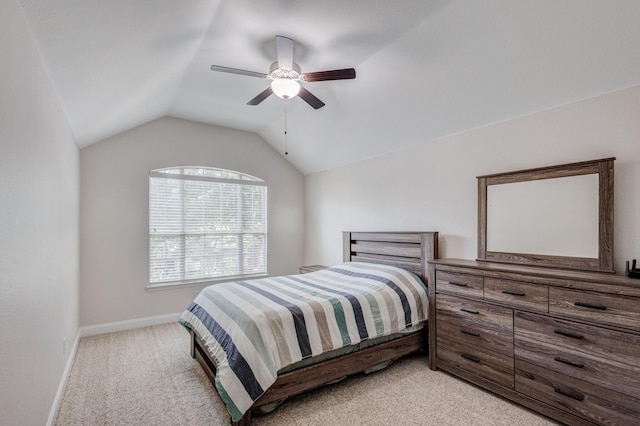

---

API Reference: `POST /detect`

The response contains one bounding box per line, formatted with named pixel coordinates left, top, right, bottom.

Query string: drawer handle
left=461, top=329, right=480, bottom=337
left=460, top=308, right=480, bottom=314
left=553, top=329, right=584, bottom=340
left=574, top=301, right=607, bottom=310
left=554, top=386, right=585, bottom=402
left=554, top=356, right=585, bottom=369
left=460, top=353, right=480, bottom=363
left=449, top=281, right=468, bottom=287
left=501, top=290, right=525, bottom=296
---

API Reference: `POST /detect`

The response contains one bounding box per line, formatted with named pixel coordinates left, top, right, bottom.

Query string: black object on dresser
left=626, top=259, right=640, bottom=278
left=430, top=259, right=640, bottom=426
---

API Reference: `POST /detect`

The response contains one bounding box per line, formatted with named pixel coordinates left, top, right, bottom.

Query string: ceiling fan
left=210, top=35, right=356, bottom=109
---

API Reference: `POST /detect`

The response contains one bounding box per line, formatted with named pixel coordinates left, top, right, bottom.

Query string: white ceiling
left=19, top=0, right=640, bottom=175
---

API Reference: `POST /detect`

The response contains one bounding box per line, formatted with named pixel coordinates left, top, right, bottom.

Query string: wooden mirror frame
left=477, top=158, right=615, bottom=272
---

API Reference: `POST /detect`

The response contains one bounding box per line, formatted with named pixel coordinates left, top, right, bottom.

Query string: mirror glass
left=477, top=158, right=614, bottom=272
left=486, top=174, right=599, bottom=258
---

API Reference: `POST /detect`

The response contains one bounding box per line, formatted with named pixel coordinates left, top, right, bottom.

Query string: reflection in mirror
left=477, top=158, right=615, bottom=272
left=486, top=174, right=599, bottom=258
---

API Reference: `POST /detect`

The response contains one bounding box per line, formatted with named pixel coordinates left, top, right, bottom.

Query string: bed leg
left=190, top=329, right=195, bottom=359
left=231, top=410, right=251, bottom=426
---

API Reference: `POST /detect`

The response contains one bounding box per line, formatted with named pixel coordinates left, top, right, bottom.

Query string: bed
left=179, top=231, right=439, bottom=425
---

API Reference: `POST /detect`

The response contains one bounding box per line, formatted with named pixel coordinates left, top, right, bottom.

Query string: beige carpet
left=55, top=323, right=558, bottom=425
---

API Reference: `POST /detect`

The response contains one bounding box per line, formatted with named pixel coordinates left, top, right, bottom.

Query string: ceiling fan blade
left=298, top=86, right=325, bottom=109
left=303, top=68, right=356, bottom=82
left=210, top=65, right=267, bottom=79
left=275, top=35, right=294, bottom=70
left=247, top=87, right=273, bottom=106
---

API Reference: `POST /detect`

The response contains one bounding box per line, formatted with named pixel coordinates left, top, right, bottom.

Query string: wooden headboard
left=343, top=231, right=439, bottom=369
left=342, top=231, right=439, bottom=283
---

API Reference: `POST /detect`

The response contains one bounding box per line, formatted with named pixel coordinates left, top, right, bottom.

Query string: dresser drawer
left=515, top=360, right=640, bottom=426
left=438, top=336, right=514, bottom=389
left=515, top=339, right=640, bottom=400
left=515, top=311, right=640, bottom=369
left=549, top=287, right=640, bottom=330
left=484, top=278, right=548, bottom=313
left=436, top=294, right=513, bottom=356
left=436, top=271, right=483, bottom=298
left=515, top=317, right=640, bottom=399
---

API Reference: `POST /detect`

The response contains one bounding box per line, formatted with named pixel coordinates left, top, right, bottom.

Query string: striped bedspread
left=178, top=261, right=428, bottom=421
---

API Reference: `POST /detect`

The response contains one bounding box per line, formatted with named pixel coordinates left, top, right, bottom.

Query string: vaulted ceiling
left=19, top=0, right=640, bottom=174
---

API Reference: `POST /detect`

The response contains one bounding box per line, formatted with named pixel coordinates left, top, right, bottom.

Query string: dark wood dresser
left=430, top=259, right=640, bottom=426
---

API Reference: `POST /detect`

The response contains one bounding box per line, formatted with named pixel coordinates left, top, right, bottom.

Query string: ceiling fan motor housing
left=269, top=62, right=302, bottom=81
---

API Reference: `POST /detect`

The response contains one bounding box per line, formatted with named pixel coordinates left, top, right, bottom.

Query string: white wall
left=304, top=85, right=640, bottom=273
left=0, top=1, right=80, bottom=425
left=80, top=117, right=304, bottom=326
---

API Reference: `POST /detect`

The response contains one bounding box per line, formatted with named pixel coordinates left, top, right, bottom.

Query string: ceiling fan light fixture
left=271, top=78, right=300, bottom=100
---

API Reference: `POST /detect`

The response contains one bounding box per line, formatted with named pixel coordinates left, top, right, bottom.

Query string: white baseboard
left=46, top=330, right=81, bottom=426
left=47, top=312, right=182, bottom=425
left=79, top=312, right=182, bottom=337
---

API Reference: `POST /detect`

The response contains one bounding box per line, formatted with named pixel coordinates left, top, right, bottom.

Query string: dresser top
left=430, top=258, right=640, bottom=295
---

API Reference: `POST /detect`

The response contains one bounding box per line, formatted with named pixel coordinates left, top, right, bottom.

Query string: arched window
left=148, top=167, right=267, bottom=287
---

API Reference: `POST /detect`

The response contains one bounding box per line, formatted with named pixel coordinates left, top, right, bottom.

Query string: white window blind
left=149, top=167, right=267, bottom=286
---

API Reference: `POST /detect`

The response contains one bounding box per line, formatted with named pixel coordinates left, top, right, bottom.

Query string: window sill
left=146, top=273, right=268, bottom=291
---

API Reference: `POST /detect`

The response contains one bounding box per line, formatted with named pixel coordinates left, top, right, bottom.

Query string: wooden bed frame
left=189, top=231, right=439, bottom=425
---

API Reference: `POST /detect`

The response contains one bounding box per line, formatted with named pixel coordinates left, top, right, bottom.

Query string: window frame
left=147, top=166, right=268, bottom=290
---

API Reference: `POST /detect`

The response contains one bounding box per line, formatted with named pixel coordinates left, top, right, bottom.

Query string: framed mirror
left=477, top=158, right=615, bottom=272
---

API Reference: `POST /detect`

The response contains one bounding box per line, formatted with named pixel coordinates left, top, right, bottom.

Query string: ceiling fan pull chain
left=284, top=99, right=288, bottom=155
